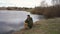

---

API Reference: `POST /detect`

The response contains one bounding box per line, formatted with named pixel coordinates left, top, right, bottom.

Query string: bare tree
left=40, top=0, right=48, bottom=7
left=52, top=0, right=60, bottom=5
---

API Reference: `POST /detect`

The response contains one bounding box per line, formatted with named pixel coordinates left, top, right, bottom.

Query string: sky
left=0, top=0, right=52, bottom=8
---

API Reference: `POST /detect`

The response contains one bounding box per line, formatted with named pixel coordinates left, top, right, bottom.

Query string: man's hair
left=27, top=15, right=30, bottom=16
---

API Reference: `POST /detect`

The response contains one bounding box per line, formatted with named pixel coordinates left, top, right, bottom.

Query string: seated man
left=25, top=15, right=33, bottom=29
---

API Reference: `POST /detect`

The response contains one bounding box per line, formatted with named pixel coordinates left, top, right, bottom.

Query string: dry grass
left=30, top=5, right=60, bottom=18
left=12, top=18, right=60, bottom=34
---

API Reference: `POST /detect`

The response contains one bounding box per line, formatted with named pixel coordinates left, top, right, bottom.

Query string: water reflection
left=0, top=10, right=40, bottom=33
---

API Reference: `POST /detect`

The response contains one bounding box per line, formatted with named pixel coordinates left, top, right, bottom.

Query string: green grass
left=13, top=18, right=60, bottom=34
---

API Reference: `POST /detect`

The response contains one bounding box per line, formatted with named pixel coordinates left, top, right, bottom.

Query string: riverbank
left=12, top=18, right=60, bottom=34
left=0, top=7, right=32, bottom=11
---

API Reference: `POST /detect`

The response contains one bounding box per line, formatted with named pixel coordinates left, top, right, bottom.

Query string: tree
left=40, top=0, right=48, bottom=7
left=52, top=0, right=60, bottom=5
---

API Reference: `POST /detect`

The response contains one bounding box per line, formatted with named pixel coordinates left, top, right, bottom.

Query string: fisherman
left=25, top=15, right=33, bottom=29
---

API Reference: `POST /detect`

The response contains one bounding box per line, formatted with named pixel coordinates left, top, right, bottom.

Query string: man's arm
left=30, top=17, right=33, bottom=23
left=25, top=19, right=28, bottom=23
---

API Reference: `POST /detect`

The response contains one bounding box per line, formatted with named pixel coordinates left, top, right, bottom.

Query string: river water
left=0, top=10, right=44, bottom=34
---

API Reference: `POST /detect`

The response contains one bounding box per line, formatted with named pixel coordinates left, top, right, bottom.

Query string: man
left=25, top=15, right=33, bottom=29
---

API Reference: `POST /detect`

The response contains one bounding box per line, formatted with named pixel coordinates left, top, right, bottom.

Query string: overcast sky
left=0, top=0, right=52, bottom=8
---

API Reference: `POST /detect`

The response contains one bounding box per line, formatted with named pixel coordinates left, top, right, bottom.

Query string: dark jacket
left=25, top=17, right=33, bottom=26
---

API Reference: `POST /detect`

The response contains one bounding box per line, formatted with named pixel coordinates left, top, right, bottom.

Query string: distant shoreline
left=0, top=7, right=32, bottom=11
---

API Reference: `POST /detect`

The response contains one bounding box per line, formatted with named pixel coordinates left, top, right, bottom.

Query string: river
left=0, top=10, right=44, bottom=34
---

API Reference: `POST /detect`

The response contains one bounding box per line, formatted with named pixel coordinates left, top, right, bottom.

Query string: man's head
left=27, top=15, right=30, bottom=18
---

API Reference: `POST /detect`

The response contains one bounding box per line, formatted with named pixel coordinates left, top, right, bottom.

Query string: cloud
left=0, top=0, right=42, bottom=7
left=0, top=0, right=52, bottom=7
left=0, top=1, right=15, bottom=7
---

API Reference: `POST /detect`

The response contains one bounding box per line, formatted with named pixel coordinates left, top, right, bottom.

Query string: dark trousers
left=28, top=24, right=33, bottom=29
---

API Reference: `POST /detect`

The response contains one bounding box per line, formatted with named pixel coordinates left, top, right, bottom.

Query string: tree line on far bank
left=0, top=7, right=32, bottom=11
left=30, top=5, right=60, bottom=18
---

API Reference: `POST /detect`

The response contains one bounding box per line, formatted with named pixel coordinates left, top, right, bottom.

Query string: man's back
left=25, top=15, right=33, bottom=29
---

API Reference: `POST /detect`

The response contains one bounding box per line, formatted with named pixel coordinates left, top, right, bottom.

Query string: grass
left=12, top=18, right=60, bottom=34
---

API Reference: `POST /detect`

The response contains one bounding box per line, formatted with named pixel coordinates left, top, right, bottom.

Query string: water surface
left=0, top=10, right=42, bottom=33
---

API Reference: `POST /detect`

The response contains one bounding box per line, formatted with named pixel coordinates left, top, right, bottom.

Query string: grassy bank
left=12, top=18, right=60, bottom=34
